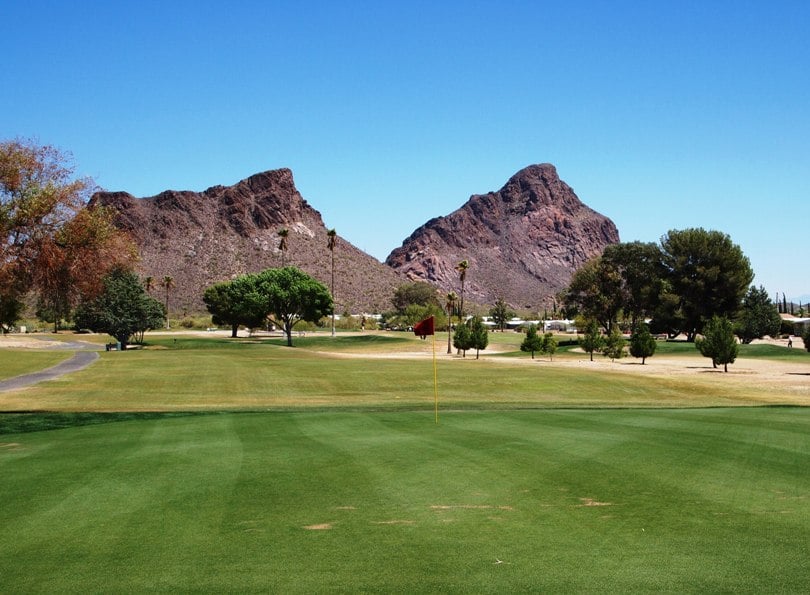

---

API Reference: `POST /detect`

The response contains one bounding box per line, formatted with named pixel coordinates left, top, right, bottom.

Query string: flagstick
left=432, top=331, right=439, bottom=424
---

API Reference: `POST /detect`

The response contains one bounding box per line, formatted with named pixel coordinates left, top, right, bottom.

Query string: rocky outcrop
left=92, top=169, right=404, bottom=314
left=385, top=164, right=619, bottom=310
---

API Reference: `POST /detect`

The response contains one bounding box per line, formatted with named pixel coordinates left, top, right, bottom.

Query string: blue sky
left=3, top=1, right=808, bottom=300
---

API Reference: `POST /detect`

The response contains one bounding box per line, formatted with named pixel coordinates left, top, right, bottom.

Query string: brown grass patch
left=303, top=523, right=333, bottom=530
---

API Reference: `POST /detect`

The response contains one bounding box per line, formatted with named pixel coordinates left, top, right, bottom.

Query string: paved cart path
left=0, top=351, right=99, bottom=392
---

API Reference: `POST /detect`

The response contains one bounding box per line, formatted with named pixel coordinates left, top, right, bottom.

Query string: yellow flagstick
left=432, top=331, right=439, bottom=424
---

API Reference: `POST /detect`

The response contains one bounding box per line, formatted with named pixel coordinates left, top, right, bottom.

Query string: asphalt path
left=0, top=351, right=100, bottom=393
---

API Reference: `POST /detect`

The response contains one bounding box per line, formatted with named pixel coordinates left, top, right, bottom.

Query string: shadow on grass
left=0, top=411, right=218, bottom=435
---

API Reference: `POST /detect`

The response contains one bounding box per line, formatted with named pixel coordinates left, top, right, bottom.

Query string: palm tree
left=455, top=260, right=469, bottom=355
left=278, top=228, right=289, bottom=266
left=445, top=291, right=458, bottom=354
left=144, top=276, right=154, bottom=294
left=160, top=275, right=174, bottom=329
left=455, top=260, right=469, bottom=323
left=327, top=228, right=337, bottom=337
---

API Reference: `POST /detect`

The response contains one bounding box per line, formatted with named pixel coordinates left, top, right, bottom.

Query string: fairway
left=2, top=333, right=809, bottom=592
left=0, top=408, right=808, bottom=592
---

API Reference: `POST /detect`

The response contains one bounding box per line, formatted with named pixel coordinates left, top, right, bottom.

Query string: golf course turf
left=1, top=332, right=808, bottom=592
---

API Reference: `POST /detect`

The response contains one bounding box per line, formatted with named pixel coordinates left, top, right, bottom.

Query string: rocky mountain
left=91, top=169, right=404, bottom=314
left=385, top=164, right=619, bottom=310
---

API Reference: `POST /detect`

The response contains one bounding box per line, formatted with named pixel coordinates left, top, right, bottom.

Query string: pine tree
left=541, top=332, right=558, bottom=361
left=696, top=315, right=739, bottom=372
left=602, top=327, right=626, bottom=362
left=453, top=322, right=472, bottom=358
left=629, top=322, right=656, bottom=364
left=468, top=315, right=489, bottom=359
left=580, top=319, right=604, bottom=361
left=520, top=324, right=543, bottom=359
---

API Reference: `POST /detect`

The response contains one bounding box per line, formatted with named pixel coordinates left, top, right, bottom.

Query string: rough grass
left=1, top=408, right=808, bottom=592
left=0, top=349, right=71, bottom=380
left=0, top=338, right=781, bottom=412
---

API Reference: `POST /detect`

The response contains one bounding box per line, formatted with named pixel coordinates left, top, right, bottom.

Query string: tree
left=696, top=315, right=738, bottom=372
left=489, top=297, right=514, bottom=332
left=203, top=275, right=267, bottom=337
left=256, top=267, right=332, bottom=347
left=0, top=294, right=24, bottom=333
left=541, top=332, right=558, bottom=361
left=660, top=228, right=753, bottom=341
left=144, top=276, right=155, bottom=294
left=629, top=322, right=656, bottom=364
left=73, top=267, right=165, bottom=349
left=453, top=321, right=472, bottom=358
left=160, top=276, right=175, bottom=329
left=445, top=291, right=458, bottom=354
left=392, top=282, right=440, bottom=312
left=735, top=285, right=781, bottom=344
left=468, top=315, right=489, bottom=359
left=277, top=228, right=289, bottom=266
left=601, top=241, right=665, bottom=328
left=579, top=319, right=604, bottom=362
left=602, top=327, right=626, bottom=362
left=520, top=323, right=543, bottom=359
left=327, top=228, right=337, bottom=337
left=456, top=260, right=469, bottom=320
left=803, top=326, right=810, bottom=353
left=1, top=139, right=136, bottom=318
left=1, top=139, right=90, bottom=296
left=564, top=257, right=624, bottom=332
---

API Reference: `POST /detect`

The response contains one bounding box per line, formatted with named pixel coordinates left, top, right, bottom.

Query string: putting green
left=1, top=408, right=808, bottom=592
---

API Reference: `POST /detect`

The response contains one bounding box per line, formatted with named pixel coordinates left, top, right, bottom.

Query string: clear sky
left=3, top=1, right=808, bottom=300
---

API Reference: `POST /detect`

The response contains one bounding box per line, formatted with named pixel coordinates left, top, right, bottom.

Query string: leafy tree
left=403, top=303, right=444, bottom=328
left=489, top=297, right=514, bottom=332
left=735, top=285, right=781, bottom=344
left=1, top=139, right=136, bottom=317
left=648, top=287, right=683, bottom=339
left=602, top=327, right=626, bottom=362
left=35, top=297, right=66, bottom=333
left=601, top=241, right=666, bottom=328
left=453, top=321, right=472, bottom=357
left=579, top=319, right=604, bottom=362
left=468, top=315, right=489, bottom=359
left=256, top=267, right=332, bottom=347
left=696, top=315, right=739, bottom=372
left=660, top=228, right=753, bottom=341
left=520, top=323, right=544, bottom=359
left=392, top=282, right=440, bottom=312
left=73, top=267, right=165, bottom=349
left=564, top=257, right=624, bottom=332
left=541, top=332, right=558, bottom=361
left=803, top=326, right=810, bottom=353
left=0, top=294, right=24, bottom=333
left=203, top=275, right=267, bottom=337
left=629, top=322, right=656, bottom=364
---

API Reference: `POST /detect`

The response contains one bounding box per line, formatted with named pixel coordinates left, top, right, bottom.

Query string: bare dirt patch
left=303, top=523, right=333, bottom=530
left=579, top=498, right=612, bottom=507
left=430, top=504, right=513, bottom=511
left=372, top=520, right=415, bottom=525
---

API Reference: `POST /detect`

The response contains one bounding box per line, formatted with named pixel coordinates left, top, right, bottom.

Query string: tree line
left=562, top=230, right=784, bottom=345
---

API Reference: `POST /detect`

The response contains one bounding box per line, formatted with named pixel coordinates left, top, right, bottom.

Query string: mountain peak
left=385, top=164, right=619, bottom=309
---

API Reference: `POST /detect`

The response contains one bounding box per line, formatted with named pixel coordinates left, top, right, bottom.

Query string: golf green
left=1, top=408, right=808, bottom=592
